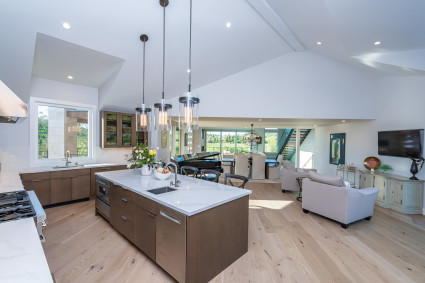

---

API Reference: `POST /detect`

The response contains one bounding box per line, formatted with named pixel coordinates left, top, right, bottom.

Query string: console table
left=359, top=170, right=424, bottom=214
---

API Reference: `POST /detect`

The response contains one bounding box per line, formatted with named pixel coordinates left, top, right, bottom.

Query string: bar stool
left=200, top=169, right=221, bottom=183
left=180, top=166, right=198, bottom=178
left=224, top=173, right=249, bottom=189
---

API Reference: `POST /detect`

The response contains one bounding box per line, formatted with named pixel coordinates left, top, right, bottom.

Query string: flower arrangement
left=126, top=144, right=157, bottom=168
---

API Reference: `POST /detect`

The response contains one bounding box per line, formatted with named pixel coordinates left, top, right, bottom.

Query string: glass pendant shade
left=179, top=92, right=199, bottom=131
left=135, top=104, right=151, bottom=131
left=154, top=99, right=172, bottom=131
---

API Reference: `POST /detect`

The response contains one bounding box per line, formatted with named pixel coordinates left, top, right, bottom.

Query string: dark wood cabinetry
left=50, top=169, right=90, bottom=204
left=90, top=165, right=127, bottom=197
left=20, top=172, right=51, bottom=206
left=101, top=111, right=136, bottom=148
left=110, top=185, right=158, bottom=260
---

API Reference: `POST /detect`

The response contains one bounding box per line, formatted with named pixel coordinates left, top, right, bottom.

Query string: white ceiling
left=0, top=0, right=424, bottom=111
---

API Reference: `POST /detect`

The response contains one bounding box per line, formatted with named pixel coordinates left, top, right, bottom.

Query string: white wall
left=196, top=51, right=378, bottom=120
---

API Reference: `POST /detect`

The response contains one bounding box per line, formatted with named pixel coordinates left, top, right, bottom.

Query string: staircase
left=278, top=129, right=311, bottom=161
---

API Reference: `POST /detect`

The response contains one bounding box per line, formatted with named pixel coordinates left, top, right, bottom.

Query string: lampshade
left=135, top=104, right=151, bottom=132
left=154, top=99, right=172, bottom=131
left=179, top=92, right=199, bottom=131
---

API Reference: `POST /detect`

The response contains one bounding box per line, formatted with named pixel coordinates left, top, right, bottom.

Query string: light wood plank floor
left=43, top=182, right=425, bottom=283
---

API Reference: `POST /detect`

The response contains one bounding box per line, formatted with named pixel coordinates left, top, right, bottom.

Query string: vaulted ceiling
left=0, top=0, right=424, bottom=109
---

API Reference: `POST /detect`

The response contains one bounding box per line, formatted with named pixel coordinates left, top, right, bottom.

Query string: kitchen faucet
left=166, top=162, right=181, bottom=187
left=65, top=150, right=72, bottom=167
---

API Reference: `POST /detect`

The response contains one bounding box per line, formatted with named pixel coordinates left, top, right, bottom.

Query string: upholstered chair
left=251, top=153, right=266, bottom=180
left=268, top=154, right=284, bottom=179
left=302, top=171, right=378, bottom=228
left=234, top=153, right=249, bottom=178
left=280, top=160, right=316, bottom=192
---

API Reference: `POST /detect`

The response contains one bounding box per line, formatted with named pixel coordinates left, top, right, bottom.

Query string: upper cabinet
left=101, top=111, right=136, bottom=148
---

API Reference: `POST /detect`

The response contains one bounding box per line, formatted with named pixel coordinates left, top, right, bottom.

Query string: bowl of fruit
left=154, top=166, right=171, bottom=180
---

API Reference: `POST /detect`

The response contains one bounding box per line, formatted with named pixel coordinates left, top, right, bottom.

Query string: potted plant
left=126, top=144, right=157, bottom=176
left=378, top=164, right=393, bottom=173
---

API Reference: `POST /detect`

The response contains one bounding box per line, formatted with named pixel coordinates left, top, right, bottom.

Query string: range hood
left=0, top=80, right=28, bottom=123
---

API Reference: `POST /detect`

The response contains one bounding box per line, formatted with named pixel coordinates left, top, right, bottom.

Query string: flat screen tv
left=378, top=129, right=424, bottom=158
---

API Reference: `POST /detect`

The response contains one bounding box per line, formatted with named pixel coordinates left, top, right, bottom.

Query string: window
left=265, top=129, right=278, bottom=152
left=31, top=98, right=95, bottom=164
left=206, top=131, right=221, bottom=152
left=236, top=131, right=250, bottom=153
left=221, top=131, right=236, bottom=153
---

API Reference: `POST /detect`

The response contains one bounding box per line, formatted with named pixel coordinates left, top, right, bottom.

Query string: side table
left=296, top=177, right=308, bottom=202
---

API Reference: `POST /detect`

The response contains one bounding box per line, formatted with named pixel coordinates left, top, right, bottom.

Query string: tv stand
left=359, top=170, right=424, bottom=214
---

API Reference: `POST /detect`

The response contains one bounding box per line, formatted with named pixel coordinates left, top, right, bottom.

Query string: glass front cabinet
left=101, top=111, right=136, bottom=148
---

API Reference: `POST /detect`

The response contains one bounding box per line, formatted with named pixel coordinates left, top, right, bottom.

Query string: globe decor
left=126, top=144, right=157, bottom=175
left=243, top=124, right=262, bottom=153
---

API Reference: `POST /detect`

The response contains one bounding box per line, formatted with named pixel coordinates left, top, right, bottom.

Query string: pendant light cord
left=142, top=40, right=146, bottom=104
left=162, top=0, right=166, bottom=100
left=188, top=0, right=192, bottom=92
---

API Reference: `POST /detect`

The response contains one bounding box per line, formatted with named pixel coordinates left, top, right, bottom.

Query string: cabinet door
left=374, top=175, right=386, bottom=204
left=134, top=205, right=156, bottom=261
left=110, top=186, right=134, bottom=241
left=156, top=205, right=186, bottom=283
left=390, top=180, right=403, bottom=209
left=72, top=174, right=90, bottom=200
left=359, top=172, right=374, bottom=189
left=105, top=112, right=118, bottom=147
left=22, top=180, right=51, bottom=206
left=51, top=177, right=72, bottom=204
left=120, top=114, right=134, bottom=146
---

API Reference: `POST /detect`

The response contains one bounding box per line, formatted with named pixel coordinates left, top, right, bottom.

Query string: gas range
left=0, top=190, right=46, bottom=241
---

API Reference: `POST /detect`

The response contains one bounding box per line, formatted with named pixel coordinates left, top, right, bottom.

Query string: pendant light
left=135, top=34, right=152, bottom=132
left=154, top=0, right=172, bottom=131
left=178, top=0, right=199, bottom=131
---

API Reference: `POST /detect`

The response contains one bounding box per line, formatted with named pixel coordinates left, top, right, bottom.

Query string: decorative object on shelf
left=135, top=34, right=152, bottom=132
left=154, top=0, right=172, bottom=131
left=243, top=124, right=262, bottom=153
left=179, top=0, right=199, bottom=131
left=408, top=154, right=424, bottom=180
left=378, top=164, right=393, bottom=173
left=336, top=163, right=357, bottom=188
left=329, top=133, right=345, bottom=165
left=125, top=143, right=157, bottom=175
left=363, top=156, right=381, bottom=170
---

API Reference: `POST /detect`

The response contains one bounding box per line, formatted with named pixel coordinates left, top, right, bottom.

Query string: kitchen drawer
left=112, top=202, right=134, bottom=242
left=95, top=198, right=110, bottom=221
left=51, top=168, right=90, bottom=179
left=130, top=191, right=158, bottom=214
left=20, top=172, right=51, bottom=181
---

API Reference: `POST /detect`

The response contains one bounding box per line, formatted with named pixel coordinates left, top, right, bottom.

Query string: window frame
left=30, top=97, right=97, bottom=166
left=264, top=128, right=278, bottom=153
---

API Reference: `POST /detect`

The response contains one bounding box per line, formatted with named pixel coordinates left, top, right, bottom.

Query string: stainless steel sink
left=147, top=187, right=177, bottom=195
left=52, top=165, right=84, bottom=169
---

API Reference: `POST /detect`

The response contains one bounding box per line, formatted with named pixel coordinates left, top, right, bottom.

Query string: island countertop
left=96, top=169, right=252, bottom=216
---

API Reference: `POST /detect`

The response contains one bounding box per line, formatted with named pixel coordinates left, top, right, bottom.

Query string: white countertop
left=19, top=162, right=127, bottom=174
left=0, top=218, right=52, bottom=283
left=0, top=170, right=25, bottom=193
left=96, top=169, right=252, bottom=216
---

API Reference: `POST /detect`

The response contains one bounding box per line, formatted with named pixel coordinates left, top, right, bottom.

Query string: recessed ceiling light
left=226, top=22, right=231, bottom=28
left=67, top=75, right=73, bottom=80
left=187, top=69, right=191, bottom=73
left=341, top=120, right=346, bottom=123
left=62, top=22, right=71, bottom=30
left=314, top=124, right=318, bottom=127
left=374, top=41, right=381, bottom=45
left=316, top=41, right=322, bottom=45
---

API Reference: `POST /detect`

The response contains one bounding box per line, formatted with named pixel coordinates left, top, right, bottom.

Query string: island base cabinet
left=133, top=206, right=156, bottom=261
left=186, top=195, right=249, bottom=283
left=156, top=206, right=187, bottom=283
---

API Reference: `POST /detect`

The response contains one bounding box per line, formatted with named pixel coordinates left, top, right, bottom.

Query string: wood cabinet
left=20, top=172, right=51, bottom=206
left=50, top=169, right=91, bottom=204
left=101, top=111, right=136, bottom=148
left=359, top=170, right=424, bottom=214
left=50, top=176, right=72, bottom=204
left=90, top=165, right=127, bottom=197
left=110, top=185, right=158, bottom=260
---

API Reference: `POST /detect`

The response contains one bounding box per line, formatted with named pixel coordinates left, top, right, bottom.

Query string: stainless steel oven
left=96, top=176, right=110, bottom=205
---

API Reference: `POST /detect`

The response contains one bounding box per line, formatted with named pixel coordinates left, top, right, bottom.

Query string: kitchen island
left=95, top=169, right=252, bottom=283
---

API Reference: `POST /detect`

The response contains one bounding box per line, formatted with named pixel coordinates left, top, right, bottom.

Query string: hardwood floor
left=43, top=182, right=425, bottom=283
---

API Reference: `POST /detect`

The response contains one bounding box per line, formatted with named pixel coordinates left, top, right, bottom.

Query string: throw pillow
left=282, top=160, right=296, bottom=171
left=309, top=171, right=344, bottom=187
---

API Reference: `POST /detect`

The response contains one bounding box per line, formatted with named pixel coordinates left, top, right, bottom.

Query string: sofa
left=302, top=171, right=378, bottom=228
left=280, top=160, right=317, bottom=192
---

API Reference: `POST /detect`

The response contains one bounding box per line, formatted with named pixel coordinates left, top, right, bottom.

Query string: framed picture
left=329, top=133, right=345, bottom=165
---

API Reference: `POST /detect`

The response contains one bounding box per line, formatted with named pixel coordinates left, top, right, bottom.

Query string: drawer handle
left=32, top=180, right=42, bottom=182
left=121, top=216, right=128, bottom=221
left=160, top=211, right=181, bottom=224
left=147, top=212, right=156, bottom=218
left=121, top=198, right=128, bottom=202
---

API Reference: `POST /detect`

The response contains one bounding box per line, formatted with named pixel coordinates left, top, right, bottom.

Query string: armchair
left=280, top=161, right=316, bottom=192
left=302, top=172, right=378, bottom=228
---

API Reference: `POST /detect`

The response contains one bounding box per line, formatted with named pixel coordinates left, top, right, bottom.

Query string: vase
left=141, top=164, right=153, bottom=176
